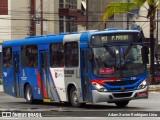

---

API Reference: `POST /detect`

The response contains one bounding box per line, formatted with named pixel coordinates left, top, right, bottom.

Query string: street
left=0, top=92, right=160, bottom=120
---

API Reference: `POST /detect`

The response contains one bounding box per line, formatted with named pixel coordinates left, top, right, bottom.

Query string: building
left=0, top=0, right=86, bottom=42
left=87, top=0, right=128, bottom=30
left=0, top=0, right=87, bottom=78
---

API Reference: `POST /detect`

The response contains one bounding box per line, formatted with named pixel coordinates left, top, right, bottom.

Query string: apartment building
left=0, top=0, right=86, bottom=43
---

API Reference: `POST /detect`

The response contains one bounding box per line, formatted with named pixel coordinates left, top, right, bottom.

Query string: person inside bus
left=59, top=59, right=64, bottom=67
left=4, top=59, right=12, bottom=68
left=52, top=59, right=58, bottom=67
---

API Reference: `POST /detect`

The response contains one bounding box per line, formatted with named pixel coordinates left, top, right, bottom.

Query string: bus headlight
left=137, top=79, right=147, bottom=90
left=92, top=82, right=108, bottom=92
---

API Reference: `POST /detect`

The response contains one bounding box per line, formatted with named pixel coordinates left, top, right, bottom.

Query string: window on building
left=59, top=0, right=77, bottom=9
left=65, top=42, right=78, bottom=67
left=66, top=0, right=69, bottom=8
left=66, top=17, right=77, bottom=32
left=50, top=43, right=64, bottom=67
left=0, top=0, right=8, bottom=15
left=3, top=47, right=12, bottom=68
left=59, top=0, right=64, bottom=8
left=23, top=45, right=38, bottom=68
left=59, top=16, right=64, bottom=32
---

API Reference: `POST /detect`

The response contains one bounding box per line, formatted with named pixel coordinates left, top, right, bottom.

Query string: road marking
left=150, top=92, right=160, bottom=94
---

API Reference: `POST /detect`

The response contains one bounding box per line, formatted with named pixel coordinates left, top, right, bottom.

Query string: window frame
left=50, top=43, right=64, bottom=68
left=22, top=45, right=38, bottom=68
left=64, top=41, right=79, bottom=67
left=3, top=46, right=12, bottom=68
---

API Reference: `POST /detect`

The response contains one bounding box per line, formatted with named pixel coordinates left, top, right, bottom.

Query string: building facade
left=87, top=0, right=128, bottom=30
left=0, top=0, right=87, bottom=77
left=0, top=0, right=86, bottom=43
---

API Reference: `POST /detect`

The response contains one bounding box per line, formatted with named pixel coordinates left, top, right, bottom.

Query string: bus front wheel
left=25, top=84, right=34, bottom=104
left=70, top=87, right=85, bottom=107
left=115, top=100, right=129, bottom=108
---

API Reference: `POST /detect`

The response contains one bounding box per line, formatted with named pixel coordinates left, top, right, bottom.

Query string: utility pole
left=30, top=0, right=36, bottom=36
left=86, top=0, right=88, bottom=30
left=40, top=0, right=43, bottom=35
left=157, top=8, right=159, bottom=50
left=127, top=0, right=130, bottom=29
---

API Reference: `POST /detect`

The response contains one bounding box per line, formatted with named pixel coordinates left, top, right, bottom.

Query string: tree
left=102, top=0, right=160, bottom=84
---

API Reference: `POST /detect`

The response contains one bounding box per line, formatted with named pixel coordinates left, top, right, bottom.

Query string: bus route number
left=112, top=35, right=129, bottom=41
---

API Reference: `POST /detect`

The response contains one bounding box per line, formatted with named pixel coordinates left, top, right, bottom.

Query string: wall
left=10, top=0, right=30, bottom=39
left=0, top=0, right=11, bottom=43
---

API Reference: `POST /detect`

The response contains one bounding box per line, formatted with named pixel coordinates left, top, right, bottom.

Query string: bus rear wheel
left=70, top=87, right=85, bottom=107
left=115, top=100, right=129, bottom=108
left=25, top=84, right=35, bottom=104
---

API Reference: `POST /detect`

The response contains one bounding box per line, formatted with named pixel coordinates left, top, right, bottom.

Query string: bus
left=2, top=29, right=149, bottom=107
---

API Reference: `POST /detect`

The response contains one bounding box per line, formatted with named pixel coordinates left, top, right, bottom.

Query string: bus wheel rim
left=72, top=91, right=78, bottom=103
left=27, top=88, right=31, bottom=101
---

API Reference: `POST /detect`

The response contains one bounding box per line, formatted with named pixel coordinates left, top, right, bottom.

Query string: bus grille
left=113, top=92, right=133, bottom=98
left=106, top=79, right=139, bottom=86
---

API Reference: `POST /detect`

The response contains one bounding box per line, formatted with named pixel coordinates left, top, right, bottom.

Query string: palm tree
left=102, top=0, right=160, bottom=84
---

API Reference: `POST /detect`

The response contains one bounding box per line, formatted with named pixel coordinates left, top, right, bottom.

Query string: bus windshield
left=92, top=44, right=146, bottom=78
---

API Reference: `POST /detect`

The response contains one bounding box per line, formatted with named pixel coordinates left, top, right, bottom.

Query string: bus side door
left=13, top=51, right=20, bottom=97
left=81, top=49, right=92, bottom=102
left=39, top=51, right=51, bottom=99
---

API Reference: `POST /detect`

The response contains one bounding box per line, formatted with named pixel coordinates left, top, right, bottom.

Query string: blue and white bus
left=2, top=29, right=149, bottom=107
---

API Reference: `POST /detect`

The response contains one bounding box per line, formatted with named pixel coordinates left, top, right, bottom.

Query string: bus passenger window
left=50, top=43, right=64, bottom=67
left=65, top=42, right=79, bottom=67
left=3, top=47, right=12, bottom=68
left=25, top=45, right=38, bottom=68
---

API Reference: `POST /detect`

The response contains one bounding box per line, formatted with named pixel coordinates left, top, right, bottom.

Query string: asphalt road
left=0, top=92, right=160, bottom=120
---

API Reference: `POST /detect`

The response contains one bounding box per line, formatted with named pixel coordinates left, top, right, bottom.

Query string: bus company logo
left=121, top=86, right=125, bottom=91
left=54, top=72, right=63, bottom=78
left=22, top=69, right=25, bottom=77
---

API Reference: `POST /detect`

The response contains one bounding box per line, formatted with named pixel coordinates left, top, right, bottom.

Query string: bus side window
left=50, top=43, right=64, bottom=67
left=65, top=42, right=79, bottom=67
left=21, top=46, right=26, bottom=68
left=25, top=45, right=38, bottom=68
left=3, top=47, right=12, bottom=68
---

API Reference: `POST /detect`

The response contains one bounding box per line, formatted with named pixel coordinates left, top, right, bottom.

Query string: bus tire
left=25, top=84, right=35, bottom=104
left=115, top=100, right=129, bottom=108
left=70, top=87, right=85, bottom=107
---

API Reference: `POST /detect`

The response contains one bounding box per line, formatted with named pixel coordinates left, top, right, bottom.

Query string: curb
left=149, top=85, right=160, bottom=92
left=0, top=85, right=3, bottom=92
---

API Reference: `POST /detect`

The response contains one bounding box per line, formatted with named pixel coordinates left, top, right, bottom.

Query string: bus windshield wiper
left=104, top=45, right=116, bottom=58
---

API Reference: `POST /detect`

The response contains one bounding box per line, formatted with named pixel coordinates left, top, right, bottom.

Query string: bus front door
left=39, top=51, right=51, bottom=100
left=13, top=52, right=20, bottom=97
left=81, top=49, right=92, bottom=102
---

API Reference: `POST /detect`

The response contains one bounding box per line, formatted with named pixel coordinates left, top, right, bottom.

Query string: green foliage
left=102, top=0, right=158, bottom=22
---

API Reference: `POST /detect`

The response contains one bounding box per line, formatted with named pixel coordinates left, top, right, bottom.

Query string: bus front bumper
left=92, top=87, right=148, bottom=103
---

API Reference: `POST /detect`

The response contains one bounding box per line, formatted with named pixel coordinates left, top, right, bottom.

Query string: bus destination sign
left=90, top=32, right=141, bottom=45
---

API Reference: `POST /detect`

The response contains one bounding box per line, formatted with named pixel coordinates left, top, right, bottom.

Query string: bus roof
left=2, top=34, right=64, bottom=47
left=2, top=30, right=140, bottom=47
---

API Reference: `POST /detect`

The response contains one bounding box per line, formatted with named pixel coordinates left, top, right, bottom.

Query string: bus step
left=43, top=98, right=51, bottom=103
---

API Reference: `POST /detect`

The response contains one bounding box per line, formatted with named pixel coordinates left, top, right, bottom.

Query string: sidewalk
left=149, top=84, right=160, bottom=92
left=0, top=85, right=3, bottom=92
